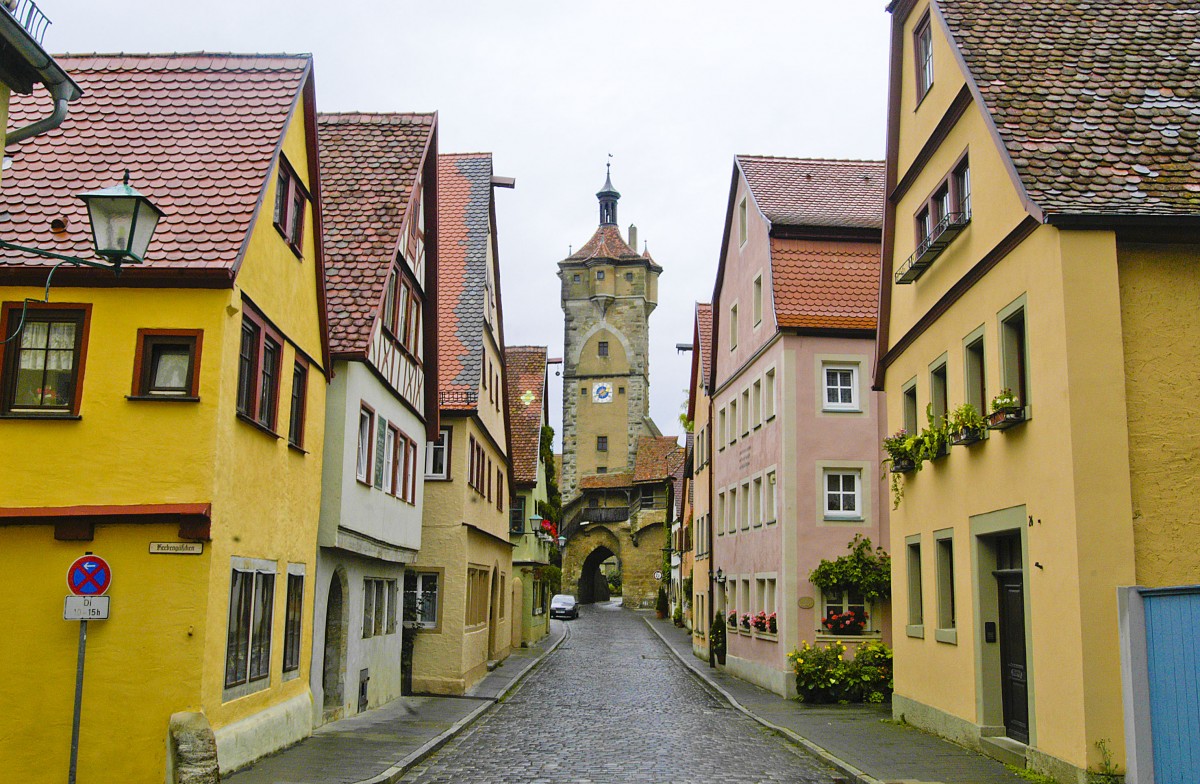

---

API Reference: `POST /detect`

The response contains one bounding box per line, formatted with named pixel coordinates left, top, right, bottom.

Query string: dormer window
left=273, top=157, right=308, bottom=256
left=896, top=155, right=971, bottom=284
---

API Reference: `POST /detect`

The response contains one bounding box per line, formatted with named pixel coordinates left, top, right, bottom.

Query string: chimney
left=628, top=224, right=638, bottom=252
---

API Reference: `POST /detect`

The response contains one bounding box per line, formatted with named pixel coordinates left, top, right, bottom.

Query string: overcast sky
left=37, top=0, right=890, bottom=449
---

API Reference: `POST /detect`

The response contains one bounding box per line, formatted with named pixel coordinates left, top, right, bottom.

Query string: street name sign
left=67, top=554, right=112, bottom=596
left=64, top=596, right=110, bottom=621
left=149, top=542, right=203, bottom=555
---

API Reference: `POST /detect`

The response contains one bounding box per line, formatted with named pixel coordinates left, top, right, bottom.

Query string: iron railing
left=3, top=0, right=51, bottom=45
left=895, top=211, right=970, bottom=284
left=438, top=389, right=479, bottom=407
left=582, top=506, right=629, bottom=524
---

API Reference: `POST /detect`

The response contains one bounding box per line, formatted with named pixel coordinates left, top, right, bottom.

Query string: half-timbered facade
left=312, top=112, right=439, bottom=723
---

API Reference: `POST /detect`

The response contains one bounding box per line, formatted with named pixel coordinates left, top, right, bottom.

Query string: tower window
left=625, top=272, right=634, bottom=281
left=572, top=273, right=581, bottom=283
left=580, top=386, right=587, bottom=396
left=618, top=386, right=625, bottom=395
left=597, top=436, right=608, bottom=452
left=596, top=270, right=605, bottom=281
left=598, top=341, right=609, bottom=358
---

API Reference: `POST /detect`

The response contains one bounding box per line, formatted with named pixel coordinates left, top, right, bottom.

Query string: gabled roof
left=563, top=224, right=644, bottom=263
left=938, top=0, right=1200, bottom=218
left=437, top=153, right=494, bottom=410
left=633, top=436, right=685, bottom=484
left=579, top=472, right=633, bottom=490
left=318, top=112, right=436, bottom=355
left=772, top=238, right=881, bottom=331
left=2, top=53, right=313, bottom=283
left=505, top=345, right=547, bottom=487
left=737, top=156, right=884, bottom=231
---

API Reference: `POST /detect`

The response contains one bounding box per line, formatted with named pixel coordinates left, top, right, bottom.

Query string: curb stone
left=642, top=616, right=886, bottom=784
left=351, top=622, right=571, bottom=784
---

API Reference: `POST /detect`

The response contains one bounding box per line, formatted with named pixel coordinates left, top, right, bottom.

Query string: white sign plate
left=654, top=570, right=663, bottom=580
left=64, top=595, right=110, bottom=621
left=149, top=542, right=204, bottom=555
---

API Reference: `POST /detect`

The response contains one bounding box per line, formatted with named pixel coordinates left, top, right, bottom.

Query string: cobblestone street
left=399, top=602, right=835, bottom=784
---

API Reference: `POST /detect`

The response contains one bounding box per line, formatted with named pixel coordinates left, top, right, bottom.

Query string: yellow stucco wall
left=1119, top=242, right=1200, bottom=587
left=894, top=0, right=969, bottom=175
left=0, top=91, right=327, bottom=781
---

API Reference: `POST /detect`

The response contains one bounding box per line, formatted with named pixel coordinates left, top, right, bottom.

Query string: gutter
left=0, top=9, right=83, bottom=148
left=6, top=79, right=72, bottom=147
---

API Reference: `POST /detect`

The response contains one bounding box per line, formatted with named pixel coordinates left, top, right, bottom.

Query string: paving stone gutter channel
left=641, top=616, right=883, bottom=784
left=352, top=622, right=572, bottom=784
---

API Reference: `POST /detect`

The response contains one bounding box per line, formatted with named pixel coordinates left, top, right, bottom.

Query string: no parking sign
left=66, top=554, right=112, bottom=596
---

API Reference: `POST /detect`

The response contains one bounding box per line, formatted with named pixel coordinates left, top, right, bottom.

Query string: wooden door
left=996, top=572, right=1029, bottom=743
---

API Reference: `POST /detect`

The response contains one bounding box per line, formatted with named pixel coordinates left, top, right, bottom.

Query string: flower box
left=950, top=426, right=984, bottom=446
left=987, top=406, right=1025, bottom=430
left=755, top=631, right=778, bottom=642
left=890, top=457, right=916, bottom=473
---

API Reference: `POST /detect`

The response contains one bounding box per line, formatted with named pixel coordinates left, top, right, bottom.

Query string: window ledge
left=282, top=669, right=300, bottom=682
left=816, top=631, right=883, bottom=641
left=127, top=395, right=200, bottom=403
left=0, top=412, right=81, bottom=421
left=236, top=412, right=281, bottom=439
left=223, top=677, right=270, bottom=703
left=822, top=407, right=862, bottom=414
left=287, top=442, right=308, bottom=455
left=907, top=624, right=925, bottom=639
left=424, top=475, right=452, bottom=482
left=754, top=631, right=778, bottom=641
left=824, top=515, right=865, bottom=523
left=934, top=627, right=958, bottom=645
left=765, top=519, right=778, bottom=526
left=765, top=413, right=776, bottom=422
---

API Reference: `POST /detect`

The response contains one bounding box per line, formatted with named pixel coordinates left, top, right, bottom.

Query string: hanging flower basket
left=890, top=457, right=916, bottom=473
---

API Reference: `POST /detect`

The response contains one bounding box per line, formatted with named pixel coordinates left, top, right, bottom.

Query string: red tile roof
left=1, top=54, right=311, bottom=281
left=318, top=112, right=436, bottom=355
left=505, top=345, right=547, bottom=487
left=578, top=472, right=633, bottom=490
left=437, top=153, right=494, bottom=411
left=771, top=238, right=881, bottom=331
left=695, top=303, right=713, bottom=383
left=633, top=436, right=685, bottom=484
left=939, top=0, right=1200, bottom=217
left=737, top=156, right=884, bottom=230
left=565, top=224, right=645, bottom=263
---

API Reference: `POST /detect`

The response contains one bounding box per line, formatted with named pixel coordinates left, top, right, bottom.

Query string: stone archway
left=322, top=568, right=349, bottom=721
left=578, top=545, right=616, bottom=603
left=487, top=562, right=500, bottom=658
left=562, top=520, right=668, bottom=609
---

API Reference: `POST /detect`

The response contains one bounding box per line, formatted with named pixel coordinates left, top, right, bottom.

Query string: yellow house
left=688, top=302, right=714, bottom=661
left=409, top=153, right=514, bottom=694
left=0, top=2, right=81, bottom=183
left=875, top=2, right=1200, bottom=781
left=0, top=54, right=329, bottom=781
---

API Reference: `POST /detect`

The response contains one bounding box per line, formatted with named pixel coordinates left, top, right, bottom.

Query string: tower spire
left=597, top=162, right=620, bottom=226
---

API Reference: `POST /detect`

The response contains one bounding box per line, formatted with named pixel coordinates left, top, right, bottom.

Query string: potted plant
left=809, top=535, right=892, bottom=627
left=767, top=612, right=777, bottom=634
left=920, top=404, right=951, bottom=460
left=656, top=587, right=668, bottom=619
left=751, top=611, right=769, bottom=632
left=949, top=402, right=987, bottom=446
left=987, top=388, right=1025, bottom=430
left=821, top=609, right=868, bottom=635
left=740, top=613, right=752, bottom=632
left=882, top=428, right=917, bottom=473
left=672, top=606, right=684, bottom=627
left=727, top=610, right=738, bottom=628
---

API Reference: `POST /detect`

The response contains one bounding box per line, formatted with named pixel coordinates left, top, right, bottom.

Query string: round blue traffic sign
left=67, top=555, right=112, bottom=596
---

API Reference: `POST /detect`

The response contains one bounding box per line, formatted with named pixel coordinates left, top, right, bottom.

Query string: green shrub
left=787, top=639, right=894, bottom=704
left=656, top=587, right=668, bottom=616
left=672, top=606, right=683, bottom=625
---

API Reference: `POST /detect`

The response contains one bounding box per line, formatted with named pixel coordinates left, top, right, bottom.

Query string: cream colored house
left=409, top=153, right=513, bottom=695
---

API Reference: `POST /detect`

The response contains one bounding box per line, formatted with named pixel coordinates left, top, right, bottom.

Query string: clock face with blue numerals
left=592, top=382, right=613, bottom=403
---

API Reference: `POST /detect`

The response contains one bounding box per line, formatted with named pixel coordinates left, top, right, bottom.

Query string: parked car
left=550, top=594, right=578, bottom=620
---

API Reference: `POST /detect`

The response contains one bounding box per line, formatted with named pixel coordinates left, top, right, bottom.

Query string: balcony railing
left=3, top=0, right=51, bottom=45
left=895, top=211, right=970, bottom=284
left=582, top=506, right=629, bottom=524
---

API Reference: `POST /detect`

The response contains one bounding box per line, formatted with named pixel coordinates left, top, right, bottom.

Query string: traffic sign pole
left=68, top=618, right=87, bottom=784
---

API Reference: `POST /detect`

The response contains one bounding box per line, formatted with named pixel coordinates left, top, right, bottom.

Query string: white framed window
left=752, top=380, right=762, bottom=428
left=752, top=273, right=763, bottom=326
left=752, top=476, right=763, bottom=526
left=728, top=487, right=737, bottom=534
left=729, top=400, right=738, bottom=444
left=404, top=571, right=440, bottom=629
left=822, top=588, right=869, bottom=633
left=717, top=408, right=727, bottom=451
left=425, top=427, right=450, bottom=479
left=225, top=559, right=277, bottom=693
left=363, top=577, right=398, bottom=638
left=741, top=481, right=751, bottom=529
left=741, top=389, right=750, bottom=435
left=356, top=407, right=373, bottom=483
left=764, top=368, right=776, bottom=420
left=823, top=469, right=861, bottom=520
left=729, top=303, right=738, bottom=350
left=716, top=492, right=726, bottom=537
left=383, top=425, right=396, bottom=495
left=738, top=196, right=748, bottom=246
left=765, top=471, right=777, bottom=523
left=935, top=530, right=956, bottom=638
left=823, top=364, right=859, bottom=411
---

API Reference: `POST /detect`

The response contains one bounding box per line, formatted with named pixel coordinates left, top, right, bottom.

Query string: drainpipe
left=707, top=391, right=716, bottom=669
left=6, top=80, right=73, bottom=148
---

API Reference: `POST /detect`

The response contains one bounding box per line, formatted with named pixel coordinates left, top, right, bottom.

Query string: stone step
left=980, top=735, right=1027, bottom=768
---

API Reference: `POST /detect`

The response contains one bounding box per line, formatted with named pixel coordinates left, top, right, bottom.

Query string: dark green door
left=996, top=571, right=1029, bottom=743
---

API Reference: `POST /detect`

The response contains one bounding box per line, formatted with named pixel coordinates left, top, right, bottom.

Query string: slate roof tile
left=505, top=345, right=547, bottom=486
left=939, top=0, right=1200, bottom=216
left=437, top=153, right=493, bottom=411
left=1, top=54, right=310, bottom=276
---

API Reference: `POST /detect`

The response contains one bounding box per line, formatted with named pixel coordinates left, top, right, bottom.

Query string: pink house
left=709, top=156, right=890, bottom=696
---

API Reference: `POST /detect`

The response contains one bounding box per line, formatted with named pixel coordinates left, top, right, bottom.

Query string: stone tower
left=559, top=168, right=661, bottom=502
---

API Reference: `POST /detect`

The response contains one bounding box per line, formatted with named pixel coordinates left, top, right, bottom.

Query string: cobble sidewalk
left=226, top=623, right=566, bottom=784
left=644, top=615, right=1027, bottom=784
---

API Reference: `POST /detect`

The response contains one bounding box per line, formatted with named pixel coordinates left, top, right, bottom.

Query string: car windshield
left=551, top=594, right=575, bottom=604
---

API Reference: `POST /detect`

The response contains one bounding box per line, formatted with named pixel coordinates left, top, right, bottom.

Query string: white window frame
left=822, top=364, right=859, bottom=412
left=356, top=407, right=373, bottom=483
left=425, top=427, right=450, bottom=479
left=738, top=196, right=749, bottom=247
left=383, top=425, right=396, bottom=495
left=405, top=571, right=440, bottom=629
left=752, top=273, right=763, bottom=326
left=765, top=470, right=777, bottom=524
left=764, top=367, right=776, bottom=421
left=823, top=469, right=862, bottom=520
left=729, top=303, right=738, bottom=350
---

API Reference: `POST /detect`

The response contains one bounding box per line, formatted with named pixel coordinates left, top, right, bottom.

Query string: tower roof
left=562, top=225, right=644, bottom=263
left=597, top=164, right=620, bottom=199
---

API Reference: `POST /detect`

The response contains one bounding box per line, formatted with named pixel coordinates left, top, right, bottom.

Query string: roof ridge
left=318, top=111, right=435, bottom=122
left=56, top=51, right=313, bottom=59
left=441, top=151, right=494, bottom=159
left=737, top=155, right=884, bottom=165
